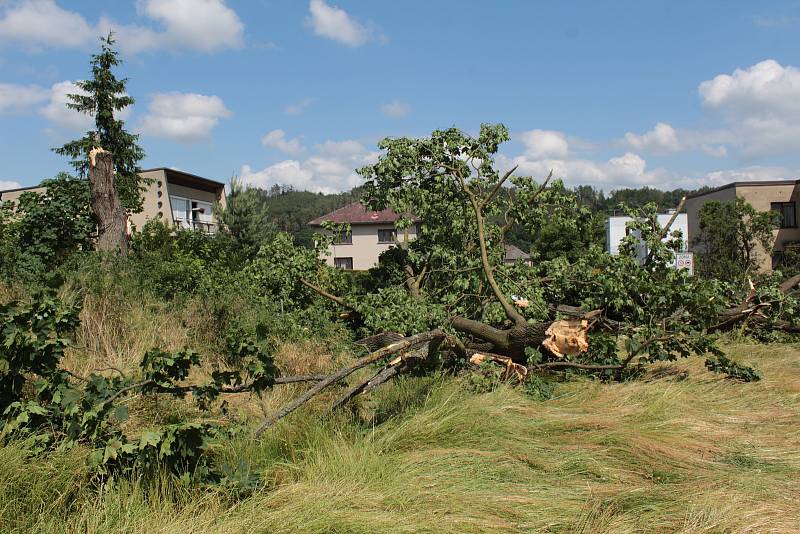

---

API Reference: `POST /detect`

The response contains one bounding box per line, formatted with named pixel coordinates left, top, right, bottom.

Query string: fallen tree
left=276, top=124, right=798, bottom=416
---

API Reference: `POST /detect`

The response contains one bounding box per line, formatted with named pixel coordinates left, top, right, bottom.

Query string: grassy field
left=1, top=339, right=799, bottom=533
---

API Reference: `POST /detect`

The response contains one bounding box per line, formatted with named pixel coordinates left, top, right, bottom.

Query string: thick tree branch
left=255, top=330, right=445, bottom=435
left=300, top=278, right=355, bottom=311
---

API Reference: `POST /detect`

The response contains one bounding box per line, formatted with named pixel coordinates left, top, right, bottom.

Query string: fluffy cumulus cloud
left=261, top=129, right=305, bottom=155
left=0, top=0, right=96, bottom=48
left=240, top=138, right=378, bottom=193
left=619, top=59, right=800, bottom=161
left=38, top=80, right=94, bottom=130
left=518, top=129, right=569, bottom=159
left=0, top=0, right=244, bottom=54
left=380, top=100, right=410, bottom=118
left=503, top=129, right=663, bottom=190
left=623, top=122, right=728, bottom=157
left=138, top=92, right=231, bottom=144
left=135, top=0, right=244, bottom=53
left=0, top=82, right=49, bottom=113
left=305, top=0, right=384, bottom=47
left=624, top=122, right=681, bottom=153
left=697, top=59, right=800, bottom=158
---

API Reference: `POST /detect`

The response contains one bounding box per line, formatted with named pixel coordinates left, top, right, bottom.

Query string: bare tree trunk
left=88, top=148, right=127, bottom=255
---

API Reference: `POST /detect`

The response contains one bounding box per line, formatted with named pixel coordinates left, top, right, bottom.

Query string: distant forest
left=256, top=183, right=710, bottom=251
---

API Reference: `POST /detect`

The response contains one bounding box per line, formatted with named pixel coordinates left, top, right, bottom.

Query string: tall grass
left=2, top=339, right=799, bottom=533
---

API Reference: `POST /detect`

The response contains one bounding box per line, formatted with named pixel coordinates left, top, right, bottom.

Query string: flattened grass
left=2, top=342, right=799, bottom=533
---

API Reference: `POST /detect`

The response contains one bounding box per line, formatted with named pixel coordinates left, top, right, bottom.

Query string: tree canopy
left=54, top=33, right=146, bottom=213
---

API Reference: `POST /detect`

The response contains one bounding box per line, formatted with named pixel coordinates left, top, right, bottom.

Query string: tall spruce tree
left=54, top=33, right=146, bottom=213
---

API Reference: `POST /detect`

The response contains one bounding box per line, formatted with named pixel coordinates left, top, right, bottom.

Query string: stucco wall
left=737, top=183, right=800, bottom=269
left=0, top=186, right=48, bottom=204
left=685, top=187, right=736, bottom=251
left=129, top=169, right=170, bottom=231
left=321, top=224, right=418, bottom=270
left=686, top=183, right=800, bottom=271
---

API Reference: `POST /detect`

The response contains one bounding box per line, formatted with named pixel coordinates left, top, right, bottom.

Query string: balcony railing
left=174, top=218, right=218, bottom=234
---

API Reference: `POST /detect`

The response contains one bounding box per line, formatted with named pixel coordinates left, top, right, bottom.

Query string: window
left=334, top=257, right=353, bottom=270
left=333, top=231, right=352, bottom=245
left=771, top=202, right=797, bottom=228
left=377, top=228, right=396, bottom=243
left=192, top=201, right=213, bottom=223
left=171, top=196, right=215, bottom=231
left=170, top=196, right=191, bottom=228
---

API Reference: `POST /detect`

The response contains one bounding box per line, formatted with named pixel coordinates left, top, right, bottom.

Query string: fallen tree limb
left=300, top=278, right=356, bottom=311
left=330, top=348, right=427, bottom=410
left=254, top=330, right=445, bottom=436
left=98, top=374, right=328, bottom=406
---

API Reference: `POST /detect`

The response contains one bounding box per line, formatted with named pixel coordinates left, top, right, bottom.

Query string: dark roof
left=308, top=202, right=414, bottom=225
left=142, top=167, right=225, bottom=190
left=0, top=184, right=42, bottom=195
left=1, top=168, right=224, bottom=197
left=687, top=179, right=800, bottom=199
left=504, top=244, right=530, bottom=261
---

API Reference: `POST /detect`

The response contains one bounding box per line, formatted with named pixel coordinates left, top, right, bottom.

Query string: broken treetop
left=308, top=202, right=417, bottom=226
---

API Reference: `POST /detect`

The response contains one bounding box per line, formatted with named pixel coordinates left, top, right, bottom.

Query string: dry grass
left=3, top=289, right=799, bottom=533
left=2, top=339, right=795, bottom=533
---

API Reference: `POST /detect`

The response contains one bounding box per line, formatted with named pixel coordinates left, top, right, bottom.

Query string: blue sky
left=1, top=0, right=800, bottom=193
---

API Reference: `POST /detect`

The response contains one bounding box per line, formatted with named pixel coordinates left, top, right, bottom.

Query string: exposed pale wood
left=88, top=149, right=127, bottom=254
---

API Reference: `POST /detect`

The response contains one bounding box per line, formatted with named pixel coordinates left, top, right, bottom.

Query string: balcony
left=174, top=218, right=218, bottom=234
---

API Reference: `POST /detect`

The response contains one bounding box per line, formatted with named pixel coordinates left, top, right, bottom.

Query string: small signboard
left=675, top=252, right=693, bottom=276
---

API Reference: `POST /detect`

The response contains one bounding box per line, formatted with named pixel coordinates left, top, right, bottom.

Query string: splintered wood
left=469, top=353, right=528, bottom=382
left=542, top=318, right=590, bottom=358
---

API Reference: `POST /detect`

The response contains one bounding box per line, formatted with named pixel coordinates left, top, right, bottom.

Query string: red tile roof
left=308, top=202, right=414, bottom=225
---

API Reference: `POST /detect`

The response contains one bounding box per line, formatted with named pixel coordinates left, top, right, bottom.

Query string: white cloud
left=624, top=122, right=681, bottom=153
left=240, top=138, right=378, bottom=193
left=0, top=0, right=95, bottom=48
left=138, top=92, right=231, bottom=144
left=0, top=82, right=49, bottom=113
left=284, top=97, right=316, bottom=115
left=380, top=100, right=409, bottom=118
left=509, top=152, right=661, bottom=190
left=623, top=122, right=729, bottom=158
left=135, top=0, right=244, bottom=53
left=305, top=0, right=383, bottom=47
left=1, top=180, right=22, bottom=190
left=500, top=130, right=661, bottom=190
left=261, top=129, right=305, bottom=155
left=37, top=80, right=132, bottom=131
left=699, top=59, right=800, bottom=119
left=697, top=59, right=800, bottom=158
left=0, top=0, right=244, bottom=54
left=697, top=165, right=797, bottom=187
left=518, top=129, right=569, bottom=159
left=38, top=80, right=93, bottom=130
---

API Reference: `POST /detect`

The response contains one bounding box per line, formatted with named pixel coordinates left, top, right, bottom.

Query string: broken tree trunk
left=88, top=148, right=128, bottom=255
left=451, top=316, right=549, bottom=360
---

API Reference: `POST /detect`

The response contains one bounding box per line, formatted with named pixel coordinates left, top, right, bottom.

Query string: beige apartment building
left=685, top=179, right=800, bottom=271
left=1, top=167, right=226, bottom=234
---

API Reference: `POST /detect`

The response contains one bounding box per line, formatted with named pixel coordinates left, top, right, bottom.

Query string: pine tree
left=54, top=33, right=146, bottom=213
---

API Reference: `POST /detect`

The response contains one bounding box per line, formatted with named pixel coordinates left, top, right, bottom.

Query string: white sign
left=675, top=252, right=694, bottom=275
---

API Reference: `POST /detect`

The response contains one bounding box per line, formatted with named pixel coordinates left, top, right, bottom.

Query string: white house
left=309, top=202, right=532, bottom=270
left=606, top=211, right=688, bottom=262
left=309, top=202, right=418, bottom=271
